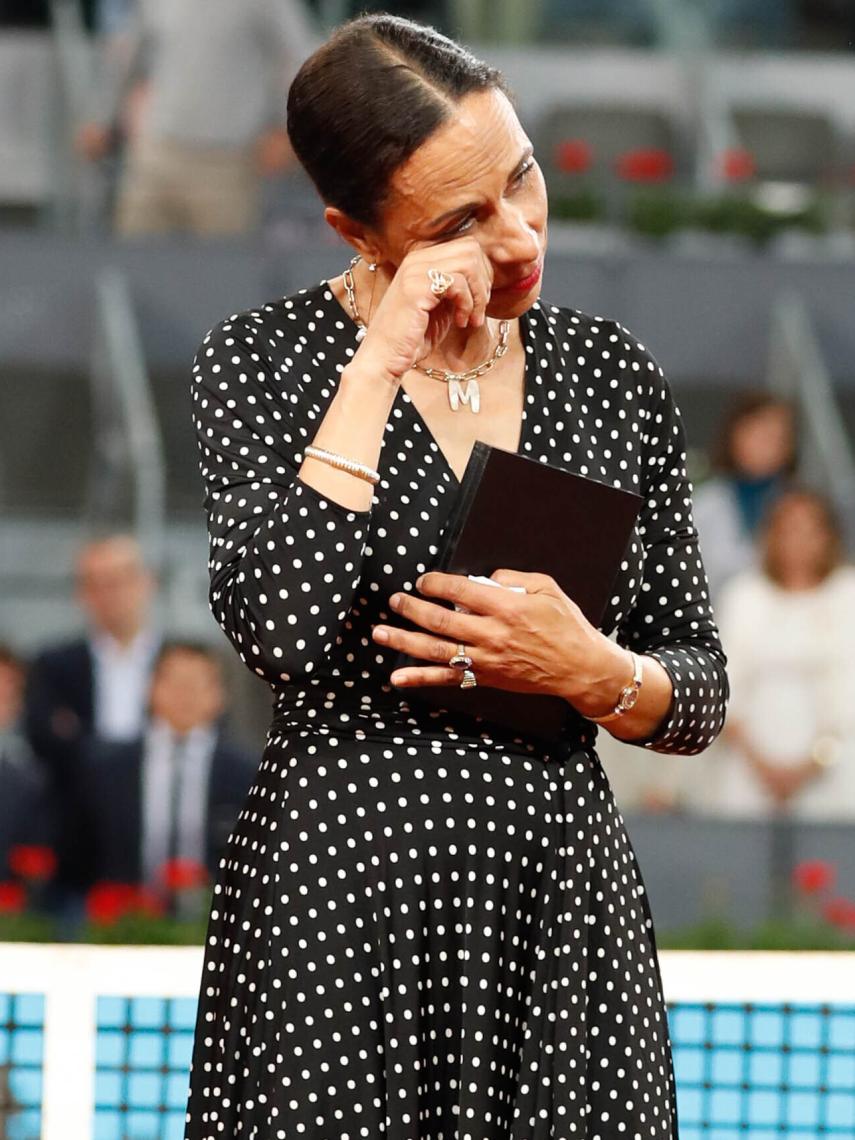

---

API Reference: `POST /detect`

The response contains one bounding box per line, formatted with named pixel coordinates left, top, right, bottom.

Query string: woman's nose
left=491, top=206, right=541, bottom=265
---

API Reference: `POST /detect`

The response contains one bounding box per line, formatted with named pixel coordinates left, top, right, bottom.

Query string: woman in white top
left=705, top=487, right=855, bottom=819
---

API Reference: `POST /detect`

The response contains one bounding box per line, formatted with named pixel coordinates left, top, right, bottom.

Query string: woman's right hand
left=351, top=237, right=495, bottom=384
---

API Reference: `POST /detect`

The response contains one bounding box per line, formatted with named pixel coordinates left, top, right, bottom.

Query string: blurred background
left=3, top=4, right=855, bottom=1131
left=3, top=2, right=855, bottom=1137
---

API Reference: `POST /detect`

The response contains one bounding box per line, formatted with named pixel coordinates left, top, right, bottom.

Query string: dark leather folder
left=403, top=442, right=643, bottom=740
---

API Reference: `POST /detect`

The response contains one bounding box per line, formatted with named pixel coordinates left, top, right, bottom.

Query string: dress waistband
left=268, top=676, right=595, bottom=760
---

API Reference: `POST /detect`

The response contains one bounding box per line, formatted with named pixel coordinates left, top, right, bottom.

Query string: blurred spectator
left=25, top=533, right=160, bottom=770
left=23, top=534, right=160, bottom=901
left=74, top=0, right=315, bottom=236
left=700, top=487, right=855, bottom=819
left=0, top=648, right=53, bottom=879
left=693, top=391, right=798, bottom=600
left=75, top=642, right=254, bottom=895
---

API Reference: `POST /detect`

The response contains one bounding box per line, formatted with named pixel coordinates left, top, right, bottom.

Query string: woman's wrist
left=341, top=353, right=402, bottom=395
left=557, top=634, right=633, bottom=717
left=557, top=632, right=675, bottom=742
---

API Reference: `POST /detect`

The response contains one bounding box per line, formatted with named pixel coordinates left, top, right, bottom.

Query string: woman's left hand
left=371, top=569, right=629, bottom=717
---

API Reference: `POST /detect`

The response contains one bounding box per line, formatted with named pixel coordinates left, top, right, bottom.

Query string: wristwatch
left=589, top=651, right=644, bottom=724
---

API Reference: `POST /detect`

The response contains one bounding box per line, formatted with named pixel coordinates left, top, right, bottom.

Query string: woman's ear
left=324, top=206, right=382, bottom=266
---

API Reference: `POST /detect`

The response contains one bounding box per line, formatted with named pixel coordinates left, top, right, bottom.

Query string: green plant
left=550, top=188, right=607, bottom=223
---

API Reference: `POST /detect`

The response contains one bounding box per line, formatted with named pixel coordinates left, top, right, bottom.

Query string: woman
left=705, top=488, right=855, bottom=820
left=692, top=390, right=797, bottom=601
left=184, top=15, right=728, bottom=1138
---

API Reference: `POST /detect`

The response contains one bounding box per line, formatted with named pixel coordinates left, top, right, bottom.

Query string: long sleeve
left=190, top=313, right=373, bottom=687
left=612, top=324, right=729, bottom=755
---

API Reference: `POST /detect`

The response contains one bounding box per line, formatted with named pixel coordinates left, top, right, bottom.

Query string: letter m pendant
left=446, top=377, right=480, bottom=413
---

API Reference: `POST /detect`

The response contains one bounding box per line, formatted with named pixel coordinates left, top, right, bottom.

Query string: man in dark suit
left=74, top=641, right=255, bottom=895
left=24, top=533, right=160, bottom=770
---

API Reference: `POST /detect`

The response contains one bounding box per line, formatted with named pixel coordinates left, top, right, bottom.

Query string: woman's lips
left=494, top=261, right=543, bottom=294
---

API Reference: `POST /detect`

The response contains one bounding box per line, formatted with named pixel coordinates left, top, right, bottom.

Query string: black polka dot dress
left=184, top=281, right=728, bottom=1139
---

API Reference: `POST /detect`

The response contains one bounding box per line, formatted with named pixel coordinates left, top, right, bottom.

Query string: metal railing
left=1, top=943, right=854, bottom=1140
left=767, top=290, right=855, bottom=547
left=87, top=267, right=166, bottom=571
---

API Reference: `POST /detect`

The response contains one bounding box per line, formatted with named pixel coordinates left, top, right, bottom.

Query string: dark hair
left=711, top=390, right=798, bottom=475
left=153, top=640, right=223, bottom=675
left=761, top=485, right=843, bottom=585
left=287, top=14, right=508, bottom=227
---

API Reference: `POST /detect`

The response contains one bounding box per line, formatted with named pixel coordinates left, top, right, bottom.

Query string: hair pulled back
left=287, top=14, right=508, bottom=227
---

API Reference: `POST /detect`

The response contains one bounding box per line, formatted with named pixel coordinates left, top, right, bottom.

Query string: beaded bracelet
left=304, top=445, right=380, bottom=486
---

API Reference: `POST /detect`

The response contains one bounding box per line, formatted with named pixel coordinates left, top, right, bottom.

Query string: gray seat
left=730, top=106, right=844, bottom=185
left=533, top=103, right=685, bottom=206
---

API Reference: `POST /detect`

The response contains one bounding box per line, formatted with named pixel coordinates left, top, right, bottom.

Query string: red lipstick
left=495, top=261, right=543, bottom=294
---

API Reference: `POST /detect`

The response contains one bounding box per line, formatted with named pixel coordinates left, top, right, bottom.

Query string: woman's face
left=766, top=495, right=835, bottom=583
left=372, top=87, right=548, bottom=319
left=730, top=405, right=794, bottom=479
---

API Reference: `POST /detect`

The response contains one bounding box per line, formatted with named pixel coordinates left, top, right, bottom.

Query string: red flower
left=0, top=882, right=27, bottom=914
left=719, top=147, right=756, bottom=182
left=615, top=148, right=675, bottom=183
left=554, top=139, right=593, bottom=175
left=85, top=882, right=139, bottom=925
left=792, top=860, right=836, bottom=896
left=8, top=844, right=57, bottom=882
left=822, top=897, right=855, bottom=931
left=157, top=858, right=209, bottom=892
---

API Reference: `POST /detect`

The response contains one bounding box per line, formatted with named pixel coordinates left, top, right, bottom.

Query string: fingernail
left=373, top=626, right=389, bottom=643
left=415, top=575, right=425, bottom=590
left=389, top=593, right=402, bottom=610
left=390, top=671, right=405, bottom=686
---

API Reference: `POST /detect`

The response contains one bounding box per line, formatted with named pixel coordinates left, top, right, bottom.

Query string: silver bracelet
left=303, top=445, right=380, bottom=486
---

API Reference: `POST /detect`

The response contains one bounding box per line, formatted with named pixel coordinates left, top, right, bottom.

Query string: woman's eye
left=443, top=215, right=475, bottom=237
left=513, top=159, right=535, bottom=187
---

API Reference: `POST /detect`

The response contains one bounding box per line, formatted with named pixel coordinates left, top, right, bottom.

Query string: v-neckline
left=321, top=277, right=537, bottom=488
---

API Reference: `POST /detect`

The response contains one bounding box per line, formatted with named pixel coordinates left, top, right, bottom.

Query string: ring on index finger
left=428, top=268, right=454, bottom=297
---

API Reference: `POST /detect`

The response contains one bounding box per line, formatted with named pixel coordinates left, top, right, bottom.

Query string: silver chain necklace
left=342, top=254, right=510, bottom=414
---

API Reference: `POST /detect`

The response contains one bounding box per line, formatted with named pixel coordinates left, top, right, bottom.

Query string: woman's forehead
left=388, top=89, right=527, bottom=219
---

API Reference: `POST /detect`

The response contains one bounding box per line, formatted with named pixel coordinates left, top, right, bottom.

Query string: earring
left=367, top=261, right=377, bottom=272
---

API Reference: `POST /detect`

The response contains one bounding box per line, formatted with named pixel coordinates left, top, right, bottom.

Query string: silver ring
left=428, top=268, right=453, bottom=297
left=459, top=668, right=477, bottom=690
left=448, top=644, right=473, bottom=670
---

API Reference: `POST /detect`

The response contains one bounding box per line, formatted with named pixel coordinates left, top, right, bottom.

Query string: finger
left=387, top=591, right=483, bottom=639
left=458, top=263, right=491, bottom=328
left=390, top=665, right=464, bottom=689
left=414, top=572, right=509, bottom=615
left=373, top=624, right=476, bottom=665
left=487, top=570, right=556, bottom=597
left=438, top=274, right=475, bottom=329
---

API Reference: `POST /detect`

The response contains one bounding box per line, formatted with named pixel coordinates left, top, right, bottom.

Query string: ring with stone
left=428, top=268, right=454, bottom=297
left=448, top=642, right=473, bottom=671
left=459, top=668, right=477, bottom=690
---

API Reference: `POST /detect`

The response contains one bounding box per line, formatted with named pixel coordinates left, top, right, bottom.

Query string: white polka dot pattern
left=183, top=282, right=728, bottom=1138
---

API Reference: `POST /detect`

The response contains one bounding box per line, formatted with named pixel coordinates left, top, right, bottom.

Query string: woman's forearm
left=298, top=362, right=399, bottom=511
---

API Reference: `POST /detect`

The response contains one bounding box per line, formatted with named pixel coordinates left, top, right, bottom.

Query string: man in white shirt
left=75, top=642, right=254, bottom=900
left=25, top=533, right=160, bottom=761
